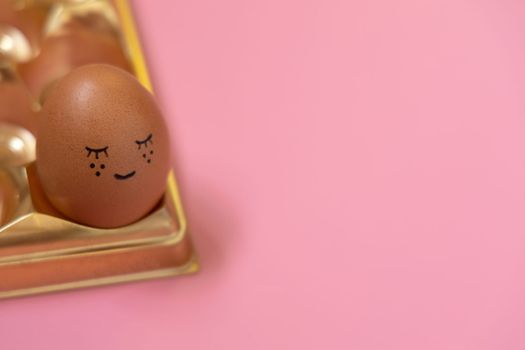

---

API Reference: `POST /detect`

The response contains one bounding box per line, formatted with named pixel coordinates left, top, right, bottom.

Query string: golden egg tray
left=0, top=0, right=199, bottom=299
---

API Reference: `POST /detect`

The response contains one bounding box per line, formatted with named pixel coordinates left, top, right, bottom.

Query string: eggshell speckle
left=36, top=64, right=170, bottom=228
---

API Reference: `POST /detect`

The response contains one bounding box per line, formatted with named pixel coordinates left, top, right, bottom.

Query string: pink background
left=2, top=0, right=525, bottom=348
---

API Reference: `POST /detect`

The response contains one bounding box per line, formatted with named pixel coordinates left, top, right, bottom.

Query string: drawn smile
left=114, top=171, right=136, bottom=180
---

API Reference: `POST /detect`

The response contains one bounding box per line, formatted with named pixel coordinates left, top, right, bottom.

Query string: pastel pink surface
left=2, top=0, right=525, bottom=348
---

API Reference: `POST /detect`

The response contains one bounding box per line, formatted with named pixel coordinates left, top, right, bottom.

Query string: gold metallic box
left=0, top=0, right=199, bottom=299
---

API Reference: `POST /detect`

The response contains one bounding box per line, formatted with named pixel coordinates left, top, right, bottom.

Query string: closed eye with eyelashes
left=85, top=146, right=109, bottom=159
left=135, top=133, right=153, bottom=149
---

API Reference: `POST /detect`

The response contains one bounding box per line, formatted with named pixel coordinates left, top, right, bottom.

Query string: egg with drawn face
left=36, top=64, right=170, bottom=228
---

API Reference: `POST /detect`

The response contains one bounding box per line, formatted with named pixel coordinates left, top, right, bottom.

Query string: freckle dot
left=147, top=159, right=151, bottom=163
left=150, top=150, right=154, bottom=155
left=90, top=163, right=95, bottom=168
left=143, top=154, right=146, bottom=158
left=96, top=171, right=101, bottom=177
left=100, top=164, right=105, bottom=169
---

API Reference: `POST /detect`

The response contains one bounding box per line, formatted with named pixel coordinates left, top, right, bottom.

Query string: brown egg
left=0, top=66, right=38, bottom=133
left=18, top=11, right=131, bottom=98
left=36, top=64, right=170, bottom=228
left=0, top=79, right=37, bottom=134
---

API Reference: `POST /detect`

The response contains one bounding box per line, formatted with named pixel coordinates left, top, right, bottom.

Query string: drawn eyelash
left=135, top=133, right=153, bottom=149
left=85, top=146, right=109, bottom=159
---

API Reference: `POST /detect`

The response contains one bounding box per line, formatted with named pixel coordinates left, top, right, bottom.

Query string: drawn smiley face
left=85, top=133, right=155, bottom=180
left=36, top=65, right=170, bottom=228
